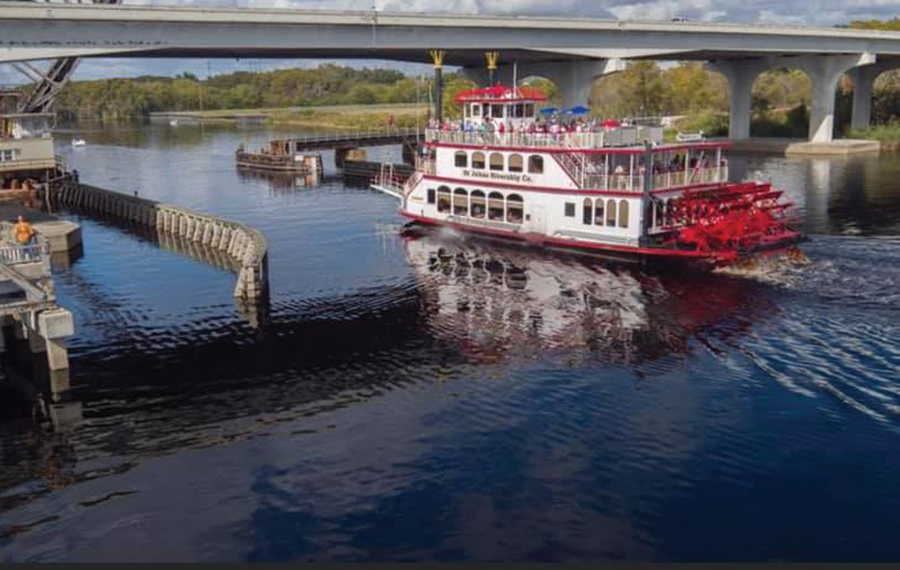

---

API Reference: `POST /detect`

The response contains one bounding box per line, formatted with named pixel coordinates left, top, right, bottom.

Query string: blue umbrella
left=540, top=107, right=559, bottom=116
left=568, top=105, right=590, bottom=115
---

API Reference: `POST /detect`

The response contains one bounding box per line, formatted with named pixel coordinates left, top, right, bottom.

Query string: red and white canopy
left=453, top=85, right=547, bottom=104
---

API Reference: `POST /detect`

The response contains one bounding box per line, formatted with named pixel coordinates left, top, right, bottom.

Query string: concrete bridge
left=3, top=2, right=900, bottom=143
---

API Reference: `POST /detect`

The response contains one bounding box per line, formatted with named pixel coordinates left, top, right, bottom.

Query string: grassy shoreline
left=847, top=123, right=900, bottom=150
left=159, top=103, right=428, bottom=130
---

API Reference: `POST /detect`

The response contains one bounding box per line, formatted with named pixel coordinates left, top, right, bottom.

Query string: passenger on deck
left=15, top=215, right=35, bottom=246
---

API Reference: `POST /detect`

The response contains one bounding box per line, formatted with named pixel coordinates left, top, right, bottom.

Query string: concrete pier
left=730, top=137, right=881, bottom=156
left=0, top=227, right=75, bottom=377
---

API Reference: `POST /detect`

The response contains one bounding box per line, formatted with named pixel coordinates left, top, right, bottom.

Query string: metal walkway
left=287, top=129, right=423, bottom=152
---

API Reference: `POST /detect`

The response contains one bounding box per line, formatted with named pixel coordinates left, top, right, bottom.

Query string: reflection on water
left=1, top=122, right=899, bottom=562
left=235, top=167, right=322, bottom=194
left=404, top=232, right=768, bottom=367
left=728, top=152, right=900, bottom=236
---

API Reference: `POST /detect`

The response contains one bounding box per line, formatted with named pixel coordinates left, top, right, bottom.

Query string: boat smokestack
left=430, top=50, right=446, bottom=124
left=486, top=51, right=500, bottom=86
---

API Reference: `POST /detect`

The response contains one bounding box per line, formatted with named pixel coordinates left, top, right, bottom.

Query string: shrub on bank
left=673, top=111, right=729, bottom=138
left=847, top=121, right=900, bottom=148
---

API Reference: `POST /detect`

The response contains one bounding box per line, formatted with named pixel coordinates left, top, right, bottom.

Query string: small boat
left=71, top=138, right=86, bottom=147
left=169, top=119, right=179, bottom=127
left=235, top=140, right=323, bottom=175
left=676, top=131, right=704, bottom=142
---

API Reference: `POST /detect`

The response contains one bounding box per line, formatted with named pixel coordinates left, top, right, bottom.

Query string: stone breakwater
left=50, top=180, right=268, bottom=300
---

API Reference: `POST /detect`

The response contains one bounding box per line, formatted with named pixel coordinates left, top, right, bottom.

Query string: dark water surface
left=1, top=122, right=899, bottom=562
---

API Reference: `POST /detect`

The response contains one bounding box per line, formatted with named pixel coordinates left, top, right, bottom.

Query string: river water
left=1, top=122, right=899, bottom=562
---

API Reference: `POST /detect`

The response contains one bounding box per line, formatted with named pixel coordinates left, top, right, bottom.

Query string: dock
left=0, top=202, right=82, bottom=255
left=730, top=137, right=882, bottom=156
left=0, top=223, right=74, bottom=377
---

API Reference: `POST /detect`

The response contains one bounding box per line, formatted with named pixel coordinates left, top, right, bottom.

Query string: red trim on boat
left=422, top=174, right=728, bottom=197
left=399, top=211, right=715, bottom=260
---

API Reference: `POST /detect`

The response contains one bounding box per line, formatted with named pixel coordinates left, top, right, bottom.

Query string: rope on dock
left=49, top=178, right=269, bottom=301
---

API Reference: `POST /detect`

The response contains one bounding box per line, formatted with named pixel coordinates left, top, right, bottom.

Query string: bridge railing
left=286, top=128, right=423, bottom=145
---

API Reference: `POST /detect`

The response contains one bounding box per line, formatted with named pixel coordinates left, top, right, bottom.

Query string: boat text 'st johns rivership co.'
left=373, top=85, right=802, bottom=267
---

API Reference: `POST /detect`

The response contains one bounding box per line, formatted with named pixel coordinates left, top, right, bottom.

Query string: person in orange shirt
left=15, top=215, right=35, bottom=245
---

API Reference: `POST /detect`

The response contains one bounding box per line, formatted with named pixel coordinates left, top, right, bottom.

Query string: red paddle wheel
left=662, top=181, right=802, bottom=265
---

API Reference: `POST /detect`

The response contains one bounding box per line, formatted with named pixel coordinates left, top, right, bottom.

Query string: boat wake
left=713, top=246, right=810, bottom=282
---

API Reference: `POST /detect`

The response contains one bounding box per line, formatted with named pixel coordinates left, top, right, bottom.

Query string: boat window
left=490, top=153, right=504, bottom=172
left=506, top=194, right=524, bottom=224
left=464, top=105, right=470, bottom=118
left=508, top=154, right=523, bottom=173
left=453, top=188, right=468, bottom=216
left=606, top=199, right=617, bottom=226
left=455, top=151, right=468, bottom=168
left=619, top=200, right=629, bottom=228
left=594, top=199, right=605, bottom=226
left=525, top=103, right=535, bottom=118
left=437, top=186, right=451, bottom=213
left=565, top=202, right=576, bottom=217
left=488, top=192, right=505, bottom=221
left=583, top=198, right=593, bottom=225
left=514, top=104, right=524, bottom=118
left=482, top=104, right=490, bottom=117
left=665, top=198, right=675, bottom=225
left=427, top=188, right=436, bottom=204
left=491, top=104, right=504, bottom=118
left=471, top=190, right=486, bottom=218
left=472, top=104, right=481, bottom=117
left=472, top=152, right=486, bottom=170
left=528, top=155, right=544, bottom=174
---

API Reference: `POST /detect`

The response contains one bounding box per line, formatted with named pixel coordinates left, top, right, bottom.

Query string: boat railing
left=578, top=166, right=727, bottom=192
left=425, top=127, right=664, bottom=149
left=416, top=156, right=436, bottom=176
left=0, top=222, right=51, bottom=275
left=0, top=157, right=59, bottom=173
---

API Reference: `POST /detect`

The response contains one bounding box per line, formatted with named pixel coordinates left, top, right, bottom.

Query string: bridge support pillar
left=713, top=53, right=876, bottom=142
left=849, top=65, right=879, bottom=131
left=710, top=59, right=769, bottom=140
left=29, top=309, right=74, bottom=372
left=796, top=53, right=876, bottom=142
left=464, top=58, right=625, bottom=108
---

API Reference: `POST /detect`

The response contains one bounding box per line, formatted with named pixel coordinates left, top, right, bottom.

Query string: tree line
left=54, top=64, right=430, bottom=120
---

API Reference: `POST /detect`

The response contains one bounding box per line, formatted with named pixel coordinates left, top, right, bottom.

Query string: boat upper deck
left=425, top=127, right=708, bottom=152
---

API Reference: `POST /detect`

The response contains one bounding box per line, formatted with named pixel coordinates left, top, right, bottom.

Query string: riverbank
left=848, top=123, right=900, bottom=150
left=152, top=103, right=428, bottom=130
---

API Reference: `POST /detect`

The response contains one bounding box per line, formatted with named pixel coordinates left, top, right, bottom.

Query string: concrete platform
left=34, top=220, right=82, bottom=254
left=730, top=137, right=881, bottom=156
left=0, top=203, right=82, bottom=254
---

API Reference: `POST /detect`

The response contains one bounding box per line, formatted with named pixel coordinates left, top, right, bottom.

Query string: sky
left=3, top=0, right=900, bottom=83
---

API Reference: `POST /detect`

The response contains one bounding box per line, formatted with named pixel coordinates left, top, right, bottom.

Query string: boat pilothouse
left=373, top=84, right=802, bottom=267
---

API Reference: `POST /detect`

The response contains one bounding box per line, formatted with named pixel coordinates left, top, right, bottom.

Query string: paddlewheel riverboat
left=373, top=85, right=802, bottom=267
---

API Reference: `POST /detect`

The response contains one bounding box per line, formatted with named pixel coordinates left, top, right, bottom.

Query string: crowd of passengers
left=428, top=116, right=622, bottom=135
